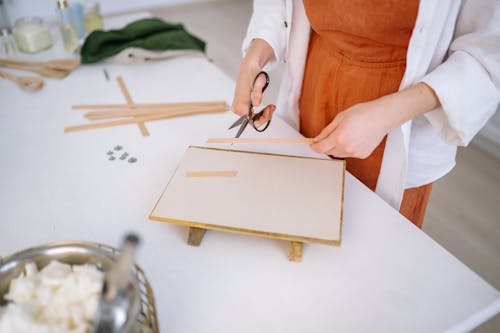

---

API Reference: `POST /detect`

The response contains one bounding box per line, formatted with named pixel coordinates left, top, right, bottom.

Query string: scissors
left=228, top=71, right=271, bottom=138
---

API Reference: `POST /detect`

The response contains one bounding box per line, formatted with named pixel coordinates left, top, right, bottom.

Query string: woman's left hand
left=310, top=83, right=441, bottom=159
left=310, top=100, right=391, bottom=159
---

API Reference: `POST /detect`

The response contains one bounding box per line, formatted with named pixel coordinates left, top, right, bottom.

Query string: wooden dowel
left=85, top=108, right=226, bottom=120
left=72, top=101, right=227, bottom=110
left=65, top=109, right=224, bottom=134
left=206, top=137, right=315, bottom=144
left=116, top=76, right=149, bottom=136
left=185, top=171, right=238, bottom=178
left=65, top=113, right=169, bottom=133
left=83, top=105, right=228, bottom=120
left=116, top=76, right=134, bottom=106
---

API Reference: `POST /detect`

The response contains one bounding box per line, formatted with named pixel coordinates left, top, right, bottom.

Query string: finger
left=314, top=140, right=349, bottom=157
left=254, top=104, right=276, bottom=128
left=231, top=99, right=249, bottom=116
left=324, top=148, right=349, bottom=158
left=314, top=116, right=341, bottom=142
left=232, top=80, right=251, bottom=116
left=232, top=72, right=254, bottom=116
left=310, top=135, right=337, bottom=154
left=250, top=74, right=267, bottom=107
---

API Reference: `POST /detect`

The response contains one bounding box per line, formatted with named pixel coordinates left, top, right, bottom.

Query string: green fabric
left=80, top=18, right=206, bottom=64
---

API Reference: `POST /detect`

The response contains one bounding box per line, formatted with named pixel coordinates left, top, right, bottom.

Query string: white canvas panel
left=150, top=147, right=345, bottom=244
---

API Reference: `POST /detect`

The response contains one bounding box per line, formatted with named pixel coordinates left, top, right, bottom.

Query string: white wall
left=484, top=109, right=500, bottom=143
left=3, top=0, right=216, bottom=24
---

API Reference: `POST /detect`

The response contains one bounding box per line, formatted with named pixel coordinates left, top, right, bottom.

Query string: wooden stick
left=116, top=76, right=149, bottom=136
left=185, top=171, right=238, bottom=178
left=85, top=107, right=227, bottom=120
left=83, top=105, right=227, bottom=120
left=0, top=61, right=69, bottom=79
left=64, top=109, right=221, bottom=134
left=116, top=77, right=134, bottom=105
left=206, top=137, right=315, bottom=144
left=72, top=101, right=227, bottom=110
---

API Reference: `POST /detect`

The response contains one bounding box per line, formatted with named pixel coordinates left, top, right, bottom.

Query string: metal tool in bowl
left=94, top=233, right=141, bottom=333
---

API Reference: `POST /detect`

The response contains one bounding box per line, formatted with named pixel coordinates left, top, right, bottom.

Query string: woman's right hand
left=231, top=39, right=276, bottom=128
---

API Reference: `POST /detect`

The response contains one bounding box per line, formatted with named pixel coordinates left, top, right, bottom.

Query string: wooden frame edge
left=149, top=215, right=340, bottom=247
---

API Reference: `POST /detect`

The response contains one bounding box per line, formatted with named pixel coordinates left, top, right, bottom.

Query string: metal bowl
left=0, top=241, right=159, bottom=333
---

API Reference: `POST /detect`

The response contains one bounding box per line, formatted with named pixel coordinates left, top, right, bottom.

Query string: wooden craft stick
left=86, top=109, right=226, bottom=120
left=206, top=137, right=315, bottom=144
left=72, top=101, right=227, bottom=110
left=116, top=76, right=135, bottom=106
left=83, top=105, right=228, bottom=120
left=185, top=171, right=238, bottom=178
left=65, top=109, right=222, bottom=134
left=116, top=76, right=149, bottom=136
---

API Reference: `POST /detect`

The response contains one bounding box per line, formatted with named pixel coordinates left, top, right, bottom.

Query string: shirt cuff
left=420, top=50, right=500, bottom=146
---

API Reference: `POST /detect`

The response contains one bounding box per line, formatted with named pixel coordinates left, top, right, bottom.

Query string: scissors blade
left=234, top=118, right=249, bottom=138
left=228, top=114, right=246, bottom=130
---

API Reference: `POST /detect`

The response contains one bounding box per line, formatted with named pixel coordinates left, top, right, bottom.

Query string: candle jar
left=13, top=17, right=52, bottom=53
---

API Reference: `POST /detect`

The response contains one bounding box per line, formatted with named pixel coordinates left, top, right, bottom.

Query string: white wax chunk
left=0, top=260, right=104, bottom=331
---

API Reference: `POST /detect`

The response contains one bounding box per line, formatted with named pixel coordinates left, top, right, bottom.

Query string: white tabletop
left=1, top=14, right=499, bottom=333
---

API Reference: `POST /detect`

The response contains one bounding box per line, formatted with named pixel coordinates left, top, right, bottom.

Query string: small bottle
left=70, top=1, right=85, bottom=39
left=83, top=0, right=103, bottom=33
left=1, top=28, right=16, bottom=56
left=57, top=0, right=78, bottom=52
left=0, top=0, right=12, bottom=31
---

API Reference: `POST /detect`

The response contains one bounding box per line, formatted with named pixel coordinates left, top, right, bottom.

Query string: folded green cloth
left=80, top=18, right=206, bottom=64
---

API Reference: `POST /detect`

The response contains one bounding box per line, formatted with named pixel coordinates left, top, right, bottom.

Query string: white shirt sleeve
left=420, top=0, right=500, bottom=146
left=241, top=0, right=287, bottom=71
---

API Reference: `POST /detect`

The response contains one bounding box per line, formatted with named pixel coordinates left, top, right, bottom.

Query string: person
left=231, top=0, right=500, bottom=228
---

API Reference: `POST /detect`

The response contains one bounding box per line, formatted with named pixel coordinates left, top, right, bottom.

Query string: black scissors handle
left=251, top=110, right=271, bottom=132
left=249, top=71, right=271, bottom=132
left=228, top=71, right=272, bottom=138
left=250, top=71, right=270, bottom=96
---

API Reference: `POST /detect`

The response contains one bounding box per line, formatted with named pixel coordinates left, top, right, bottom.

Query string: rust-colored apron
left=300, top=0, right=431, bottom=228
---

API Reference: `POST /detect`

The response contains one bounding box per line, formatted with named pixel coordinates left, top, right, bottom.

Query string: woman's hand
left=232, top=39, right=276, bottom=127
left=311, top=83, right=440, bottom=158
left=311, top=101, right=390, bottom=158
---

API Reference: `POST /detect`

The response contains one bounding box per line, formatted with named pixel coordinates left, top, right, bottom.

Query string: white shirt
left=242, top=0, right=500, bottom=210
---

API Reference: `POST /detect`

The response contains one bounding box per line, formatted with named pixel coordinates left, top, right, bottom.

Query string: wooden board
left=149, top=146, right=345, bottom=245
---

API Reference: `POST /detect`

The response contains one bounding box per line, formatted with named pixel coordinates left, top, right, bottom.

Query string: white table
left=1, top=14, right=499, bottom=333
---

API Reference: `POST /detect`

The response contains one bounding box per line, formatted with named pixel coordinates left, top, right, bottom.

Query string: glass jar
left=83, top=0, right=103, bottom=33
left=13, top=17, right=53, bottom=53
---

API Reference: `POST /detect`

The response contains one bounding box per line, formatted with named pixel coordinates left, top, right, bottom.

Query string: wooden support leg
left=187, top=227, right=206, bottom=246
left=288, top=241, right=303, bottom=262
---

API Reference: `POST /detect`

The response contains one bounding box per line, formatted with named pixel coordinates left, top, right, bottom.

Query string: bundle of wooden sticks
left=64, top=76, right=229, bottom=136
